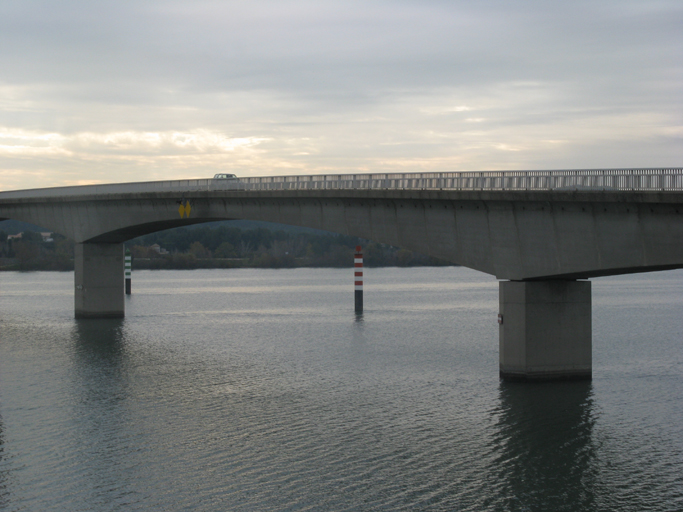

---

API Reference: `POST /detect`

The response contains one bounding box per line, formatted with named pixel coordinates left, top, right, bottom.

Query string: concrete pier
left=75, top=243, right=125, bottom=318
left=499, top=280, right=592, bottom=381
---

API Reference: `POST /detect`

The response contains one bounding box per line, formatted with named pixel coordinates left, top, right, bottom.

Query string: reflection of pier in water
left=0, top=413, right=7, bottom=509
left=74, top=318, right=127, bottom=361
left=494, top=382, right=597, bottom=510
left=72, top=318, right=136, bottom=498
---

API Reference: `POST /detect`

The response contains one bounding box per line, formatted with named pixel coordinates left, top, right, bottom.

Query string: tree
left=55, top=238, right=75, bottom=261
left=396, top=249, right=413, bottom=266
left=13, top=241, right=41, bottom=269
left=214, top=242, right=237, bottom=258
left=188, top=241, right=211, bottom=259
left=130, top=245, right=156, bottom=259
left=21, top=231, right=44, bottom=243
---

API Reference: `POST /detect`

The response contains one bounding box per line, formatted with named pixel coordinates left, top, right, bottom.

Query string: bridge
left=1, top=168, right=682, bottom=382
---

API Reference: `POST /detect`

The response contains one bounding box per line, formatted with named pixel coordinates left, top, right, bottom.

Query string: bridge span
left=1, top=168, right=682, bottom=381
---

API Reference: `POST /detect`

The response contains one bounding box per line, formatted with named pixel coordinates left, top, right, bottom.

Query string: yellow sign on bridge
left=178, top=201, right=191, bottom=218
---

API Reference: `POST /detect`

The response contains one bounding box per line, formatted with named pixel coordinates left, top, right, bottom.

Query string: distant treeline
left=0, top=224, right=451, bottom=271
left=127, top=225, right=450, bottom=269
left=0, top=230, right=74, bottom=271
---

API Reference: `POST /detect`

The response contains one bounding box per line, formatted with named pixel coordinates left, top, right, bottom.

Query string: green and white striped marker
left=125, top=248, right=132, bottom=295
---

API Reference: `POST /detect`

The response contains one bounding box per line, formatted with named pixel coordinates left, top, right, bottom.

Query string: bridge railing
left=236, top=169, right=683, bottom=192
left=1, top=168, right=681, bottom=199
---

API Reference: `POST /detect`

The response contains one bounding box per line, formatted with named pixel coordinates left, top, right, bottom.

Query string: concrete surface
left=499, top=280, right=592, bottom=381
left=74, top=243, right=125, bottom=318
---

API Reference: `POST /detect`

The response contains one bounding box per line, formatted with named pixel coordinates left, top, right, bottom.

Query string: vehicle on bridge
left=211, top=173, right=245, bottom=190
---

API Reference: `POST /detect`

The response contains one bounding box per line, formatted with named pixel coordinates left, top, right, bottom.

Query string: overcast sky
left=0, top=0, right=681, bottom=190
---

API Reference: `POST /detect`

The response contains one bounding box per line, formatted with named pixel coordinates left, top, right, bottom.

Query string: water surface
left=1, top=267, right=681, bottom=511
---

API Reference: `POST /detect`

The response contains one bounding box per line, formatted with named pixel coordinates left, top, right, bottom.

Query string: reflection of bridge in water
left=2, top=168, right=682, bottom=382
left=495, top=381, right=596, bottom=508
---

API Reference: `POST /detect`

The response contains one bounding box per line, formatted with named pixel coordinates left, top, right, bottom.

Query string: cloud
left=0, top=0, right=681, bottom=190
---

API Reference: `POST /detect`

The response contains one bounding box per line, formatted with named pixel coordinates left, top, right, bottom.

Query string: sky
left=0, top=0, right=681, bottom=191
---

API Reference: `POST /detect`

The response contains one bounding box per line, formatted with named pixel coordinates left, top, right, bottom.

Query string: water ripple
left=0, top=268, right=681, bottom=511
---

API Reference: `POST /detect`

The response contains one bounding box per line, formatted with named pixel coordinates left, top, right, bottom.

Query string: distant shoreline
left=0, top=257, right=455, bottom=272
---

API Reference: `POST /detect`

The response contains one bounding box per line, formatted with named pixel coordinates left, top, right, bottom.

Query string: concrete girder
left=1, top=190, right=682, bottom=279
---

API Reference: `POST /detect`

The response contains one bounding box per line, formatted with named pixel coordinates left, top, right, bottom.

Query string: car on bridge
left=210, top=173, right=245, bottom=190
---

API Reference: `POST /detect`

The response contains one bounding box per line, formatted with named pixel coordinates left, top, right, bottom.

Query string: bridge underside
left=2, top=189, right=682, bottom=382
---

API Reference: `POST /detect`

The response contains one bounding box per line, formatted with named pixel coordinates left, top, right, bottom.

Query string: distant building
left=6, top=232, right=54, bottom=242
left=150, top=243, right=169, bottom=255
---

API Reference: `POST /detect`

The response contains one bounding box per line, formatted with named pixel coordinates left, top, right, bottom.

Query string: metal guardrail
left=0, top=168, right=681, bottom=199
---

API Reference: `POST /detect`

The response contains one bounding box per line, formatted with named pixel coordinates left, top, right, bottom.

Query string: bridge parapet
left=1, top=168, right=681, bottom=199
left=239, top=168, right=683, bottom=193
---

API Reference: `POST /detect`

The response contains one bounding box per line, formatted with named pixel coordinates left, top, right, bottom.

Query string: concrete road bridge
left=1, top=168, right=682, bottom=381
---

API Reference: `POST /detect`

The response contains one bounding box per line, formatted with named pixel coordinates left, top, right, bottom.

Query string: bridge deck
left=1, top=168, right=681, bottom=199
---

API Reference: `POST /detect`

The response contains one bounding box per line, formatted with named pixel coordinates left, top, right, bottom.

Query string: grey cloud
left=0, top=0, right=680, bottom=189
left=3, top=1, right=679, bottom=90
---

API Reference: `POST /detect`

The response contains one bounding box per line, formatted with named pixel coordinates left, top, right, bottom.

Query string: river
left=0, top=267, right=681, bottom=511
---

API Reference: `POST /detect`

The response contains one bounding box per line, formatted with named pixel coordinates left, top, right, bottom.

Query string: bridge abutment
left=75, top=243, right=125, bottom=319
left=499, top=280, right=592, bottom=381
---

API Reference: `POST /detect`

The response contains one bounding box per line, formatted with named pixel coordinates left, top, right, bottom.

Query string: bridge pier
left=75, top=243, right=125, bottom=319
left=499, top=280, right=592, bottom=381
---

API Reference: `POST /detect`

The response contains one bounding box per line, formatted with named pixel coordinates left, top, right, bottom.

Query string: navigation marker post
left=354, top=246, right=363, bottom=313
left=125, top=248, right=132, bottom=295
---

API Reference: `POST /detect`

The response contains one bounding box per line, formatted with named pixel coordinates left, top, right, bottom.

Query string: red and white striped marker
left=354, top=245, right=363, bottom=312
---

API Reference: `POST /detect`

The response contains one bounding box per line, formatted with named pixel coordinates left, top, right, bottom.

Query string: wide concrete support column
left=499, top=280, right=591, bottom=381
left=75, top=243, right=125, bottom=319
